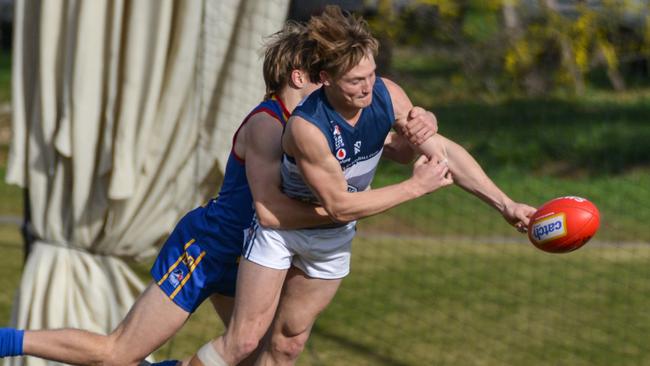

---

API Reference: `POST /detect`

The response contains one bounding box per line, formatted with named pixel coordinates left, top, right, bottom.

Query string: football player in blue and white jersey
left=183, top=6, right=537, bottom=366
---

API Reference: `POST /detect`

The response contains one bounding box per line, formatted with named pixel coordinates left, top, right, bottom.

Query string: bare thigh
left=24, top=282, right=190, bottom=366
left=258, top=266, right=342, bottom=363
left=108, top=282, right=190, bottom=363
left=226, top=259, right=287, bottom=340
left=276, top=267, right=341, bottom=336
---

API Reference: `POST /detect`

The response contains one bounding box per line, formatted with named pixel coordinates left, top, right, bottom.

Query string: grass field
left=0, top=225, right=22, bottom=324
left=303, top=236, right=650, bottom=366
left=0, top=48, right=10, bottom=103
left=0, top=47, right=648, bottom=364
left=153, top=235, right=650, bottom=365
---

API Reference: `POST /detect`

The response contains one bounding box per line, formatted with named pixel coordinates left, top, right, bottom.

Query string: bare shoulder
left=246, top=111, right=284, bottom=131
left=381, top=77, right=407, bottom=97
left=380, top=77, right=412, bottom=120
left=243, top=112, right=285, bottom=141
left=284, top=116, right=330, bottom=159
left=237, top=111, right=285, bottom=159
left=381, top=77, right=400, bottom=91
left=285, top=114, right=325, bottom=138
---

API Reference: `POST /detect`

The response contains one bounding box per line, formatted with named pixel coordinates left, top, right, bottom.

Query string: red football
left=528, top=196, right=600, bottom=253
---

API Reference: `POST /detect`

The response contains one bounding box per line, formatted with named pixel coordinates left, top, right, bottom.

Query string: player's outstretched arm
left=383, top=77, right=536, bottom=230
left=423, top=134, right=535, bottom=230
left=243, top=113, right=333, bottom=229
left=283, top=116, right=453, bottom=223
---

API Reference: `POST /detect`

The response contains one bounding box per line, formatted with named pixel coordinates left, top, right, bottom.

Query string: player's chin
left=356, top=95, right=372, bottom=108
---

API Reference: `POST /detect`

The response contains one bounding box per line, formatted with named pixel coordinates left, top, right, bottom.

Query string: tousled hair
left=307, top=5, right=379, bottom=80
left=263, top=21, right=316, bottom=99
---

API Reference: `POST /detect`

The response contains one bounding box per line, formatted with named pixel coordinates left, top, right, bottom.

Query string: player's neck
left=277, top=88, right=304, bottom=113
left=324, top=88, right=362, bottom=125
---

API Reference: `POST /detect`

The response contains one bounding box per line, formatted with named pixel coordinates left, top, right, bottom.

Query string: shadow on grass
left=425, top=97, right=650, bottom=177
left=391, top=49, right=650, bottom=177
left=309, top=323, right=410, bottom=366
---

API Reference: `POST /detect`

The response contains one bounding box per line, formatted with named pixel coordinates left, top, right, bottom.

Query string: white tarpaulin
left=4, top=0, right=289, bottom=365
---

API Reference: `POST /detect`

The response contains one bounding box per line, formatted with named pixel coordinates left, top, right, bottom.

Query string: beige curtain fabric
left=5, top=0, right=289, bottom=365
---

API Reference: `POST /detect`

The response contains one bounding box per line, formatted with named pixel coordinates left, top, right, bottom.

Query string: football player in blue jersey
left=181, top=6, right=537, bottom=366
left=0, top=19, right=437, bottom=366
left=0, top=21, right=373, bottom=366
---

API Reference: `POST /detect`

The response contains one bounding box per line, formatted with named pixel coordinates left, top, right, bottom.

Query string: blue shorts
left=150, top=208, right=240, bottom=313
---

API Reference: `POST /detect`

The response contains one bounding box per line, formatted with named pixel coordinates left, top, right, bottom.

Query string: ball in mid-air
left=528, top=196, right=600, bottom=253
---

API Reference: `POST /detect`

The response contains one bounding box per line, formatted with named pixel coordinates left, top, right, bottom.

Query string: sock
left=197, top=342, right=228, bottom=366
left=0, top=328, right=24, bottom=357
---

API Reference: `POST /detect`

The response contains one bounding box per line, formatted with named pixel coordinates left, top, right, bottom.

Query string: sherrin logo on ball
left=528, top=196, right=600, bottom=253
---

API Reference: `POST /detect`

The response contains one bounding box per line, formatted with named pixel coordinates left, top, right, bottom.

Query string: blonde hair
left=263, top=21, right=315, bottom=99
left=307, top=5, right=379, bottom=80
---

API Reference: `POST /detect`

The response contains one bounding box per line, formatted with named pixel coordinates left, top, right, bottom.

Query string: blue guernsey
left=281, top=77, right=395, bottom=203
left=150, top=96, right=290, bottom=311
left=204, top=96, right=291, bottom=261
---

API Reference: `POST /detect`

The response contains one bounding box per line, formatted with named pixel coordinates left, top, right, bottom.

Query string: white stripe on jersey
left=342, top=148, right=383, bottom=192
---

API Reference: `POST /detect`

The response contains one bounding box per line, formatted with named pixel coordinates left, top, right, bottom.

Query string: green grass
left=299, top=237, right=650, bottom=366
left=0, top=48, right=648, bottom=364
left=0, top=48, right=10, bottom=103
left=363, top=163, right=650, bottom=242
left=154, top=300, right=226, bottom=361
left=0, top=225, right=22, bottom=324
left=0, top=233, right=647, bottom=365
left=393, top=51, right=650, bottom=176
left=429, top=96, right=650, bottom=176
left=0, top=165, right=22, bottom=216
left=362, top=51, right=650, bottom=242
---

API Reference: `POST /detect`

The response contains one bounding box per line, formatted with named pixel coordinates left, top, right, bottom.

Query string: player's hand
left=501, top=201, right=537, bottom=233
left=396, top=107, right=438, bottom=146
left=408, top=155, right=453, bottom=196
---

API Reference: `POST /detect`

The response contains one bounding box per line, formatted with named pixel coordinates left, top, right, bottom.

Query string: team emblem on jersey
left=169, top=268, right=184, bottom=288
left=183, top=254, right=195, bottom=267
left=336, top=148, right=347, bottom=160
left=333, top=125, right=341, bottom=135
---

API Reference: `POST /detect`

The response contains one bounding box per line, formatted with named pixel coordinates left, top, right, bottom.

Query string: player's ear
left=290, top=69, right=305, bottom=88
left=320, top=70, right=331, bottom=86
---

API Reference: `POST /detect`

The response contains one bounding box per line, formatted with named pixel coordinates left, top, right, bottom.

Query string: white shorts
left=243, top=219, right=357, bottom=279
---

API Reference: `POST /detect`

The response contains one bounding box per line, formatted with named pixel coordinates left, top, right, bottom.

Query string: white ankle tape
left=197, top=343, right=228, bottom=366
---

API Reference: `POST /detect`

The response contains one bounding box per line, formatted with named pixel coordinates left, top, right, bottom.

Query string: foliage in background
left=0, top=6, right=648, bottom=364
left=367, top=0, right=650, bottom=96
